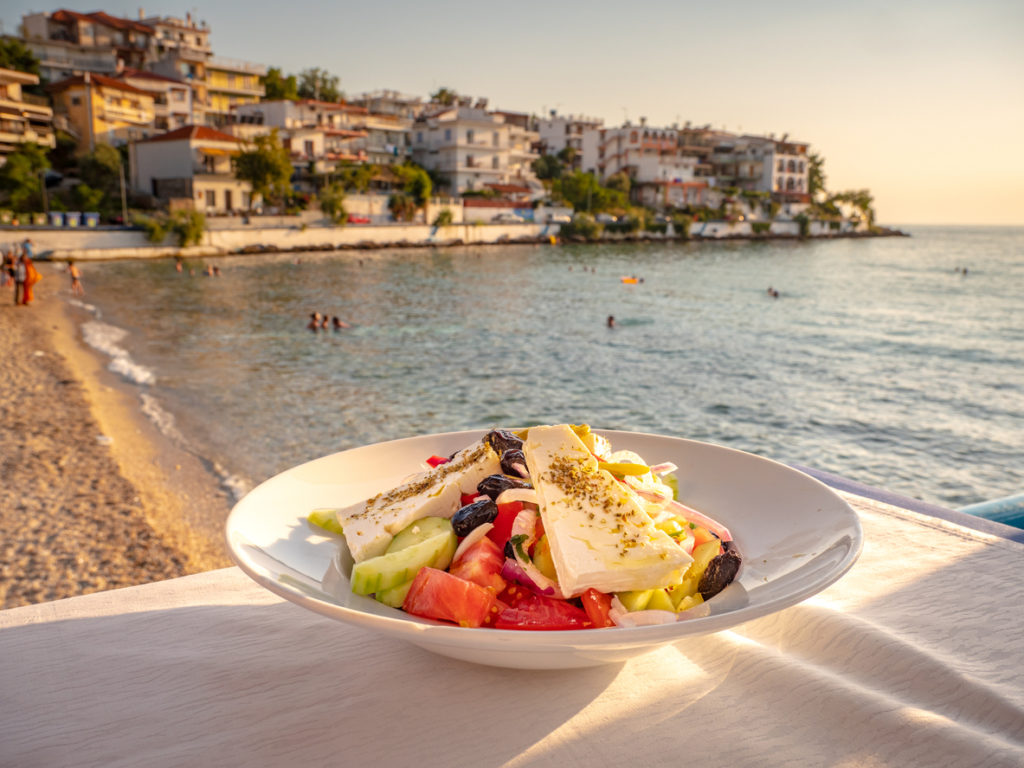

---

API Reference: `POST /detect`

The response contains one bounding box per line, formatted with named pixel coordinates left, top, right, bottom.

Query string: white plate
left=226, top=429, right=862, bottom=669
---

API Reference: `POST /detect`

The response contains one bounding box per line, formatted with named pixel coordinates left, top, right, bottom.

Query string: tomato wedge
left=580, top=588, right=615, bottom=628
left=403, top=567, right=496, bottom=628
left=493, top=592, right=591, bottom=631
left=450, top=536, right=506, bottom=593
left=487, top=501, right=523, bottom=547
left=425, top=455, right=449, bottom=468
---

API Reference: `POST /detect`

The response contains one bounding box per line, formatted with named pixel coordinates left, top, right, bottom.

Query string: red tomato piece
left=497, top=582, right=532, bottom=608
left=402, top=567, right=496, bottom=628
left=580, top=588, right=615, bottom=629
left=481, top=598, right=508, bottom=627
left=425, top=455, right=449, bottom=468
left=487, top=501, right=523, bottom=547
left=493, top=593, right=591, bottom=631
left=450, top=536, right=507, bottom=593
left=460, top=492, right=481, bottom=507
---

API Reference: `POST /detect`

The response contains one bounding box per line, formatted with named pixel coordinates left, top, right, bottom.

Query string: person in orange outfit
left=19, top=253, right=42, bottom=305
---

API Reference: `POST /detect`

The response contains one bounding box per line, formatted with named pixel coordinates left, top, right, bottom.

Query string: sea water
left=72, top=225, right=1024, bottom=515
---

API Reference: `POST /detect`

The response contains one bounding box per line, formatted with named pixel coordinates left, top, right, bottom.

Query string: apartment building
left=233, top=99, right=409, bottom=170
left=410, top=106, right=540, bottom=194
left=711, top=134, right=810, bottom=202
left=0, top=67, right=56, bottom=161
left=205, top=57, right=266, bottom=126
left=21, top=9, right=153, bottom=82
left=47, top=72, right=156, bottom=150
left=116, top=69, right=192, bottom=132
left=348, top=90, right=424, bottom=120
left=536, top=111, right=603, bottom=171
left=131, top=124, right=252, bottom=213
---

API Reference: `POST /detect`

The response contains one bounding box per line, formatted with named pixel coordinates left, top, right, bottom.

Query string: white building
left=410, top=106, right=541, bottom=195
left=536, top=111, right=603, bottom=170
left=711, top=134, right=810, bottom=202
left=0, top=67, right=55, bottom=162
left=116, top=69, right=193, bottom=132
left=131, top=124, right=253, bottom=213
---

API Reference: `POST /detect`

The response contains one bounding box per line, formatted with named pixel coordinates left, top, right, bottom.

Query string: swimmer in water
left=607, top=315, right=615, bottom=328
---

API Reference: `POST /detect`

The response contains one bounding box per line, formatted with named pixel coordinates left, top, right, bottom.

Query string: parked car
left=595, top=213, right=618, bottom=224
left=548, top=214, right=572, bottom=223
left=492, top=212, right=526, bottom=223
left=347, top=214, right=371, bottom=224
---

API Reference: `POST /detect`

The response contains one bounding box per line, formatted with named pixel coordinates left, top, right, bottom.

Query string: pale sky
left=5, top=0, right=1023, bottom=226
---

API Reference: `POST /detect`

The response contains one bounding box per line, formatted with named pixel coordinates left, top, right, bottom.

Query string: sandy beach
left=0, top=262, right=233, bottom=610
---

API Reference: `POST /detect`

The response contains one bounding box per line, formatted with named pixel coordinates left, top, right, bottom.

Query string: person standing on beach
left=17, top=252, right=42, bottom=305
left=13, top=251, right=26, bottom=304
left=1, top=248, right=14, bottom=288
left=67, top=260, right=84, bottom=296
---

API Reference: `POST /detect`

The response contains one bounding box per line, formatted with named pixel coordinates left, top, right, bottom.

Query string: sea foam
left=81, top=320, right=156, bottom=386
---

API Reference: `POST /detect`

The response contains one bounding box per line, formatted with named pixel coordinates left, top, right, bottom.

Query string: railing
left=207, top=56, right=268, bottom=76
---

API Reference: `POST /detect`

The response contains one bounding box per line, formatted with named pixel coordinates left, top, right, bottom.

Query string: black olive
left=477, top=473, right=532, bottom=500
left=451, top=498, right=499, bottom=538
left=504, top=540, right=515, bottom=559
left=698, top=546, right=742, bottom=600
left=485, top=429, right=523, bottom=455
left=500, top=449, right=528, bottom=477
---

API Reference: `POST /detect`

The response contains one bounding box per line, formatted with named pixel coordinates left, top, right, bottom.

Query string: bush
left=560, top=213, right=602, bottom=240
left=671, top=213, right=693, bottom=239
left=318, top=182, right=347, bottom=225
left=432, top=208, right=454, bottom=227
left=170, top=210, right=206, bottom=247
left=138, top=214, right=168, bottom=244
left=795, top=213, right=810, bottom=238
left=752, top=221, right=771, bottom=235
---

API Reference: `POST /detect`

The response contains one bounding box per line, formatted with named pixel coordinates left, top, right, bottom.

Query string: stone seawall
left=3, top=218, right=900, bottom=262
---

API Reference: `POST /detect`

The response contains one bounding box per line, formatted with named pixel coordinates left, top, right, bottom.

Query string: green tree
left=388, top=192, right=415, bottom=221
left=318, top=182, right=347, bottom=224
left=430, top=87, right=458, bottom=106
left=553, top=171, right=627, bottom=213
left=234, top=129, right=293, bottom=209
left=297, top=68, right=341, bottom=102
left=78, top=143, right=122, bottom=212
left=337, top=162, right=378, bottom=193
left=392, top=163, right=432, bottom=215
left=808, top=152, right=826, bottom=199
left=532, top=154, right=563, bottom=181
left=605, top=171, right=631, bottom=195
left=0, top=142, right=49, bottom=211
left=0, top=38, right=40, bottom=76
left=263, top=67, right=298, bottom=100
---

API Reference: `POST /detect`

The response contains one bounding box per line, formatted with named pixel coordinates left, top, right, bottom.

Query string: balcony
left=100, top=104, right=151, bottom=124
left=207, top=56, right=268, bottom=77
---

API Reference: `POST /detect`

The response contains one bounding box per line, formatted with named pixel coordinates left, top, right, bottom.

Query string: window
left=71, top=95, right=81, bottom=106
left=416, top=131, right=423, bottom=143
left=630, top=131, right=638, bottom=143
left=304, top=140, right=314, bottom=156
left=491, top=156, right=499, bottom=169
left=466, top=154, right=475, bottom=168
left=466, top=129, right=474, bottom=143
left=493, top=131, right=499, bottom=146
left=444, top=128, right=451, bottom=141
left=205, top=189, right=216, bottom=207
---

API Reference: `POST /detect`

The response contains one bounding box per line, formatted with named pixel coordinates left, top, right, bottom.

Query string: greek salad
left=309, top=424, right=742, bottom=630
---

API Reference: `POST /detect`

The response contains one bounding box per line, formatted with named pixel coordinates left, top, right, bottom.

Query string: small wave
left=213, top=461, right=252, bottom=503
left=81, top=320, right=156, bottom=386
left=68, top=298, right=97, bottom=313
left=139, top=392, right=185, bottom=443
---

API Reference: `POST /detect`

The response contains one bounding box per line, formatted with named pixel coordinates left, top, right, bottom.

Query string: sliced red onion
left=667, top=499, right=733, bottom=542
left=502, top=508, right=565, bottom=598
left=452, top=523, right=493, bottom=563
left=495, top=487, right=539, bottom=506
left=648, top=462, right=678, bottom=476
left=624, top=476, right=671, bottom=503
left=499, top=557, right=560, bottom=598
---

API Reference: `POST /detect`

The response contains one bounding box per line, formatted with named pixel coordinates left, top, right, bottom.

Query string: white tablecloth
left=2, top=492, right=1023, bottom=768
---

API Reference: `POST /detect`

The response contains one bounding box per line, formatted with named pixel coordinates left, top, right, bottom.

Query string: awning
left=198, top=147, right=239, bottom=157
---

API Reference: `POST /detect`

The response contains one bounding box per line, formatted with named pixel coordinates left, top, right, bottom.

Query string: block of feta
left=523, top=424, right=693, bottom=596
left=337, top=438, right=501, bottom=562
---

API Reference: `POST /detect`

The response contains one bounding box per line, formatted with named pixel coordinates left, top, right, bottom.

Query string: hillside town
left=0, top=6, right=878, bottom=245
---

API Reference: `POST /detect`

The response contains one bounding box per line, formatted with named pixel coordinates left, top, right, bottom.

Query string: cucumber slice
left=308, top=508, right=344, bottom=535
left=351, top=527, right=457, bottom=595
left=376, top=579, right=414, bottom=608
left=387, top=516, right=454, bottom=553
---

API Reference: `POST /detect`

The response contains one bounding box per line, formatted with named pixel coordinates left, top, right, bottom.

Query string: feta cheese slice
left=524, top=425, right=693, bottom=597
left=338, top=439, right=501, bottom=562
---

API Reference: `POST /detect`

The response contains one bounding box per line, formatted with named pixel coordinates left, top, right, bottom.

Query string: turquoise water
left=73, top=226, right=1024, bottom=512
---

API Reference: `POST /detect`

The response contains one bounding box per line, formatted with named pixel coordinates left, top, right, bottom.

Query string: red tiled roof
left=46, top=72, right=150, bottom=96
left=118, top=69, right=187, bottom=85
left=463, top=198, right=528, bottom=208
left=484, top=183, right=531, bottom=194
left=51, top=9, right=154, bottom=35
left=138, top=125, right=241, bottom=144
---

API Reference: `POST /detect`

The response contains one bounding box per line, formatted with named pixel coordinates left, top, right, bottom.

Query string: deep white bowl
left=226, top=429, right=862, bottom=669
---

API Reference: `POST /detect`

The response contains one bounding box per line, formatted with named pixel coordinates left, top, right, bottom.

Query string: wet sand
left=0, top=264, right=232, bottom=610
